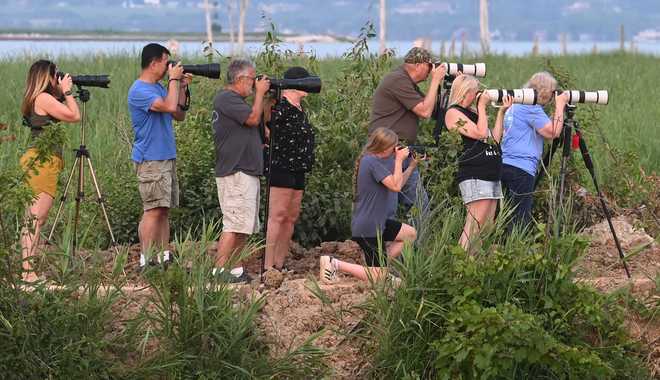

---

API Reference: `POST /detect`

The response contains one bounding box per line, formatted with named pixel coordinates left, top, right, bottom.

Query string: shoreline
left=0, top=32, right=352, bottom=43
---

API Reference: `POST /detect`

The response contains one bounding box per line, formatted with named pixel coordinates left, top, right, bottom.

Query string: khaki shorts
left=135, top=159, right=179, bottom=211
left=216, top=172, right=260, bottom=234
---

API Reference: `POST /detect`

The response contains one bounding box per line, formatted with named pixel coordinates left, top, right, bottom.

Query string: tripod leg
left=48, top=156, right=81, bottom=243
left=555, top=118, right=573, bottom=237
left=72, top=151, right=86, bottom=253
left=575, top=131, right=631, bottom=278
left=85, top=157, right=120, bottom=255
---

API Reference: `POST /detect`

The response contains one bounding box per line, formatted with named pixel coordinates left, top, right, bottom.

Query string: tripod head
left=75, top=86, right=91, bottom=103
left=431, top=74, right=456, bottom=145
left=442, top=74, right=456, bottom=90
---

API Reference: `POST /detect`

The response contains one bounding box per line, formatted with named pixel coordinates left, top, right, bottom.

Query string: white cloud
left=259, top=2, right=302, bottom=14
left=563, top=1, right=591, bottom=13
left=393, top=1, right=453, bottom=15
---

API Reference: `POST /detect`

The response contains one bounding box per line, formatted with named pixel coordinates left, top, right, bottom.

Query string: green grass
left=1, top=33, right=657, bottom=378
left=1, top=50, right=659, bottom=246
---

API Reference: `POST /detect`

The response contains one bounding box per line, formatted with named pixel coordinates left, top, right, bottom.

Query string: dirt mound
left=257, top=279, right=370, bottom=379
left=578, top=216, right=660, bottom=377
left=576, top=215, right=660, bottom=284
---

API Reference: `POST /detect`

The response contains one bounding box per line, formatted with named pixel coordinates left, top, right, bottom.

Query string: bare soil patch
left=576, top=215, right=660, bottom=377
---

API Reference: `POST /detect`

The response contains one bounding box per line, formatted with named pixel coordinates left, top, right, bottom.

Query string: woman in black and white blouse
left=264, top=66, right=316, bottom=272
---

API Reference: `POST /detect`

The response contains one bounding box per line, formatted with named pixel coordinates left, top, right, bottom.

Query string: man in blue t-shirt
left=128, top=43, right=192, bottom=268
left=501, top=72, right=568, bottom=228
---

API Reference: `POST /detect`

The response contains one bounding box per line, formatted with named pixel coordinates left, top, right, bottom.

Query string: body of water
left=1, top=39, right=659, bottom=58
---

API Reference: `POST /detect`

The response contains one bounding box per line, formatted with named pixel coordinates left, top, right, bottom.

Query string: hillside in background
left=2, top=0, right=660, bottom=41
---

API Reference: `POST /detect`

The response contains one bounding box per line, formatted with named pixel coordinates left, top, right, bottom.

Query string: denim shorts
left=458, top=179, right=503, bottom=204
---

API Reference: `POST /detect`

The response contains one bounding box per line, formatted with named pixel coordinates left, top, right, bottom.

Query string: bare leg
left=336, top=261, right=387, bottom=281
left=159, top=209, right=170, bottom=251
left=265, top=187, right=292, bottom=270
left=275, top=189, right=303, bottom=268
left=460, top=199, right=496, bottom=252
left=386, top=223, right=417, bottom=259
left=139, top=207, right=168, bottom=255
left=216, top=231, right=247, bottom=268
left=21, top=192, right=54, bottom=281
left=331, top=223, right=417, bottom=282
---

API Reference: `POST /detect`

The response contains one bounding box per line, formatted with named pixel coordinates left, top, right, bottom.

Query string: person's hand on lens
left=478, top=91, right=490, bottom=108
left=181, top=73, right=193, bottom=86
left=555, top=91, right=569, bottom=107
left=431, top=63, right=447, bottom=82
left=501, top=95, right=514, bottom=111
left=413, top=151, right=428, bottom=162
left=58, top=73, right=73, bottom=93
left=395, top=146, right=410, bottom=161
left=168, top=61, right=184, bottom=80
left=255, top=75, right=271, bottom=95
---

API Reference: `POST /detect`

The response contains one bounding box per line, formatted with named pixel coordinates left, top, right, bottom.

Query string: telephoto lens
left=269, top=76, right=322, bottom=93
left=442, top=62, right=487, bottom=77
left=56, top=72, right=111, bottom=88
left=562, top=90, right=609, bottom=105
left=167, top=61, right=221, bottom=79
left=485, top=89, right=538, bottom=105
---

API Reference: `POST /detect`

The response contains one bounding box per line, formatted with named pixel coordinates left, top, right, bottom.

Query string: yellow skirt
left=19, top=148, right=64, bottom=198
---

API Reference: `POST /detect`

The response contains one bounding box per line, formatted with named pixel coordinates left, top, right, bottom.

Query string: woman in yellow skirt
left=20, top=60, right=80, bottom=282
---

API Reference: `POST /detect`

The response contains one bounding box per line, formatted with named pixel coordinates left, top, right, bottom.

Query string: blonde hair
left=21, top=60, right=58, bottom=117
left=448, top=74, right=480, bottom=108
left=523, top=71, right=557, bottom=105
left=353, top=127, right=399, bottom=201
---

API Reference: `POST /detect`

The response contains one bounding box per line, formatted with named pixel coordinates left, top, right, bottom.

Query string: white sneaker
left=319, top=256, right=338, bottom=284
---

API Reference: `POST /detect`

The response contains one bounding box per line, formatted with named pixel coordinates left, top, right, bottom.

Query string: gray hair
left=226, top=59, right=255, bottom=84
left=523, top=71, right=558, bottom=105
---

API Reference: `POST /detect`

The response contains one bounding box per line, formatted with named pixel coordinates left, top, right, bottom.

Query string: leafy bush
left=362, top=204, right=650, bottom=379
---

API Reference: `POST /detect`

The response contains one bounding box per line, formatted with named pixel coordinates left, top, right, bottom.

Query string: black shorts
left=268, top=168, right=306, bottom=190
left=352, top=220, right=402, bottom=267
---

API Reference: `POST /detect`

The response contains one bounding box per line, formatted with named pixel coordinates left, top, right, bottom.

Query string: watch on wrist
left=64, top=90, right=73, bottom=96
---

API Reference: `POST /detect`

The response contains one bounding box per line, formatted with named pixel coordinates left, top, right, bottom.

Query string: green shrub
left=362, top=205, right=650, bottom=379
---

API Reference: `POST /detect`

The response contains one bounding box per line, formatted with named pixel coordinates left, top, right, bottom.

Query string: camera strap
left=179, top=87, right=191, bottom=111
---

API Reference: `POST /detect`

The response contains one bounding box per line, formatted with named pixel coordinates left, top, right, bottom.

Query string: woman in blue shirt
left=500, top=72, right=569, bottom=228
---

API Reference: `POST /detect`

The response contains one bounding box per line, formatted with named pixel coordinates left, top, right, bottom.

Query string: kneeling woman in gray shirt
left=319, top=127, right=418, bottom=283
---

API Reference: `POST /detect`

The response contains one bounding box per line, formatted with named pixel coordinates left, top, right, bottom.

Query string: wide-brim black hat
left=283, top=66, right=311, bottom=79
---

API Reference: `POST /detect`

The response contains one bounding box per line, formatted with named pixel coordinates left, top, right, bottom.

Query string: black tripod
left=540, top=105, right=630, bottom=278
left=432, top=75, right=455, bottom=146
left=47, top=87, right=119, bottom=255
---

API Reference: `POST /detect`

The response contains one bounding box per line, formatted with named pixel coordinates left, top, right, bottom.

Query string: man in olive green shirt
left=369, top=47, right=446, bottom=214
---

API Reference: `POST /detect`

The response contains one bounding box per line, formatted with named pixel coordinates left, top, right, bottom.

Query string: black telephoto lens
left=56, top=72, right=111, bottom=88
left=269, top=76, right=322, bottom=93
left=168, top=61, right=221, bottom=79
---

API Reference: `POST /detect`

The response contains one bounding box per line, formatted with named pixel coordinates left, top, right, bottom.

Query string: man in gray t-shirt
left=212, top=59, right=270, bottom=283
left=213, top=90, right=264, bottom=177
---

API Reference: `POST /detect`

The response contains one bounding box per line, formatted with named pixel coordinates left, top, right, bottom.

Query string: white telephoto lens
left=445, top=62, right=487, bottom=77
left=486, top=89, right=538, bottom=105
left=567, top=90, right=609, bottom=105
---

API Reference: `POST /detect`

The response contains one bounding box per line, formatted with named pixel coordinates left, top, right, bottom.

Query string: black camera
left=408, top=145, right=428, bottom=159
left=56, top=72, right=110, bottom=88
left=167, top=61, right=221, bottom=79
left=257, top=75, right=322, bottom=94
left=397, top=144, right=428, bottom=159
